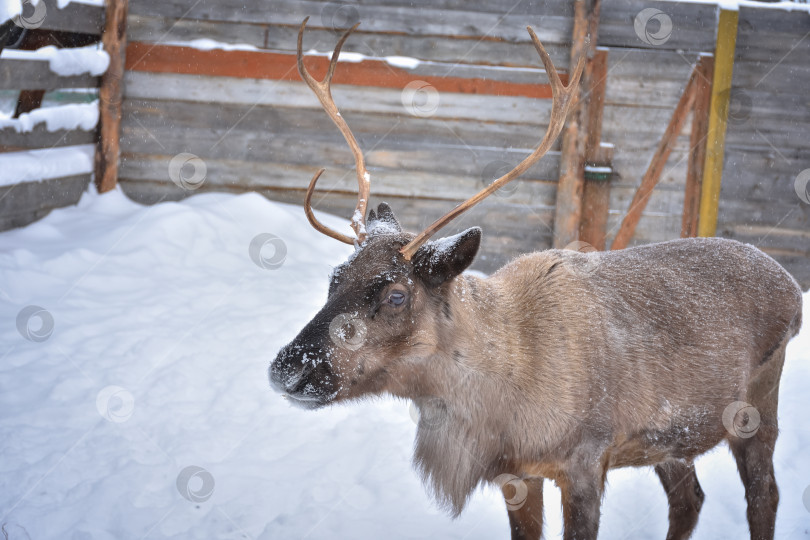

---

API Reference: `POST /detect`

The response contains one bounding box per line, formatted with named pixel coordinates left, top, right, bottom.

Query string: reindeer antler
left=297, top=17, right=370, bottom=245
left=399, top=27, right=587, bottom=260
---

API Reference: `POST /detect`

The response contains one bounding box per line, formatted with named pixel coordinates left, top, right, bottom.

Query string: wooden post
left=553, top=0, right=600, bottom=248
left=611, top=65, right=699, bottom=250
left=681, top=54, right=713, bottom=238
left=698, top=9, right=738, bottom=237
left=578, top=48, right=610, bottom=250
left=94, top=0, right=128, bottom=193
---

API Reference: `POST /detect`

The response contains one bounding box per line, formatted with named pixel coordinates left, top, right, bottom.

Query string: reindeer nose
left=269, top=344, right=315, bottom=394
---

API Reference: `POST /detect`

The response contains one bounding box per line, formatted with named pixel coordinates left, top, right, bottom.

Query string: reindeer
left=269, top=18, right=803, bottom=540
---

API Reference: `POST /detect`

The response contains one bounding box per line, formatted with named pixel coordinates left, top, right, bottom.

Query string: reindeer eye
left=386, top=291, right=406, bottom=307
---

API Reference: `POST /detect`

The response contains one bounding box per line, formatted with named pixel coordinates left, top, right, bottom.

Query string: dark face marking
left=269, top=232, right=420, bottom=407
left=269, top=205, right=482, bottom=408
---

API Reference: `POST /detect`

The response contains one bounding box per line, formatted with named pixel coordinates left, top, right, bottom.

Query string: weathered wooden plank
left=120, top=98, right=561, bottom=180
left=125, top=42, right=562, bottom=99
left=117, top=153, right=559, bottom=206
left=23, top=0, right=105, bottom=35
left=119, top=95, right=696, bottom=198
left=95, top=0, right=128, bottom=193
left=280, top=0, right=575, bottom=17
left=127, top=16, right=574, bottom=69
left=127, top=0, right=575, bottom=43
left=603, top=48, right=696, bottom=108
left=731, top=60, right=810, bottom=100
left=716, top=198, right=810, bottom=234
left=0, top=125, right=96, bottom=149
left=599, top=0, right=717, bottom=52
left=0, top=174, right=90, bottom=231
left=723, top=224, right=810, bottom=257
left=720, top=148, right=806, bottom=206
left=740, top=5, right=810, bottom=32
left=722, top=89, right=810, bottom=153
left=122, top=72, right=557, bottom=125
left=0, top=59, right=100, bottom=90
left=610, top=184, right=686, bottom=219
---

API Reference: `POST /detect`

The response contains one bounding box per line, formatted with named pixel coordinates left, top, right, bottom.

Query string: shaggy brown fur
left=270, top=204, right=802, bottom=540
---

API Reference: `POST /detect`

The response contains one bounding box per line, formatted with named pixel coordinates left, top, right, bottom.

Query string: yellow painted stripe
left=698, top=9, right=739, bottom=237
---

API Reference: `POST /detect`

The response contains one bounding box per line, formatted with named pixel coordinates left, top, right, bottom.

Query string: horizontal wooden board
left=717, top=198, right=810, bottom=233
left=0, top=174, right=90, bottom=231
left=0, top=124, right=96, bottom=149
left=721, top=148, right=808, bottom=206
left=26, top=0, right=104, bottom=35
left=125, top=42, right=565, bottom=99
left=122, top=71, right=557, bottom=125
left=127, top=0, right=575, bottom=44
left=127, top=16, right=573, bottom=69
left=603, top=48, right=698, bottom=108
left=118, top=152, right=559, bottom=206
left=119, top=98, right=561, bottom=179
left=273, top=0, right=575, bottom=17
left=0, top=59, right=100, bottom=90
left=724, top=223, right=810, bottom=256
left=599, top=0, right=718, bottom=52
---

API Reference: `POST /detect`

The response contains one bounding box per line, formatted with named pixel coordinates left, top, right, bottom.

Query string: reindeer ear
left=413, top=227, right=481, bottom=287
left=367, top=202, right=402, bottom=235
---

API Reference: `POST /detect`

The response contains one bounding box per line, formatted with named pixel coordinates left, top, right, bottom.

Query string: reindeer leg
left=557, top=460, right=605, bottom=540
left=655, top=459, right=704, bottom=540
left=728, top=340, right=786, bottom=540
left=503, top=476, right=544, bottom=540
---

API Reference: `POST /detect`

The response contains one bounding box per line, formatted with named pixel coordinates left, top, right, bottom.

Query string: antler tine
left=297, top=17, right=370, bottom=244
left=399, top=27, right=588, bottom=261
left=305, top=169, right=355, bottom=245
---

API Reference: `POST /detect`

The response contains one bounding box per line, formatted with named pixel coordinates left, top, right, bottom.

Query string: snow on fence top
left=0, top=0, right=106, bottom=230
left=1, top=45, right=109, bottom=77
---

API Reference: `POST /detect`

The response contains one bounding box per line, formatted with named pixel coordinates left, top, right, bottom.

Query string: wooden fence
left=0, top=0, right=105, bottom=229
left=4, top=0, right=809, bottom=288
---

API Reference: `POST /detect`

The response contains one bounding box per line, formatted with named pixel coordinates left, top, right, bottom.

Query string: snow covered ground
left=0, top=189, right=808, bottom=539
